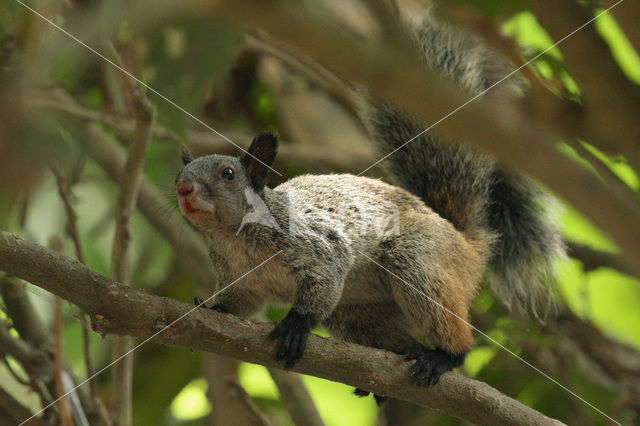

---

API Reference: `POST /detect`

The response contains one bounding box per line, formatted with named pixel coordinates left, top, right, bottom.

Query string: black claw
left=373, top=394, right=388, bottom=406
left=409, top=348, right=466, bottom=386
left=353, top=388, right=370, bottom=397
left=268, top=310, right=317, bottom=370
left=353, top=389, right=387, bottom=405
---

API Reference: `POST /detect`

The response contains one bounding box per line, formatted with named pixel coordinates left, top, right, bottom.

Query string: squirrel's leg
left=381, top=226, right=482, bottom=385
left=268, top=273, right=346, bottom=369
left=323, top=302, right=416, bottom=405
left=268, top=227, right=352, bottom=369
left=391, top=273, right=473, bottom=385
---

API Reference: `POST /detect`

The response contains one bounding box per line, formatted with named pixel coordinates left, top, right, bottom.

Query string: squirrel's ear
left=241, top=132, right=278, bottom=192
left=181, top=146, right=195, bottom=165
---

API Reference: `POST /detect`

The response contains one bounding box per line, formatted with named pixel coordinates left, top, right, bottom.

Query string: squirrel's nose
left=177, top=181, right=194, bottom=196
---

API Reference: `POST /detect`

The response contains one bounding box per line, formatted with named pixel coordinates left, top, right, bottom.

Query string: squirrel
left=175, top=13, right=564, bottom=400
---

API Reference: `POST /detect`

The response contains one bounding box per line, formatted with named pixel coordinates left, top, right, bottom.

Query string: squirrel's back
left=365, top=14, right=565, bottom=317
left=276, top=173, right=438, bottom=241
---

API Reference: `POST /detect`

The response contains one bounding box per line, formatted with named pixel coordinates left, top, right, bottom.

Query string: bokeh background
left=1, top=0, right=639, bottom=425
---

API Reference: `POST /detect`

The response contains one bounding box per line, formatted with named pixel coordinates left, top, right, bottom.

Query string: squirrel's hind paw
left=410, top=349, right=466, bottom=386
left=354, top=388, right=387, bottom=406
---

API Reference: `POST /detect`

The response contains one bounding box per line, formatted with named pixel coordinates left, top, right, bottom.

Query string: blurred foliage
left=0, top=1, right=639, bottom=425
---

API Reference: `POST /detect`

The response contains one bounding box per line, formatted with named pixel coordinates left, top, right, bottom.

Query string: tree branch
left=555, top=310, right=640, bottom=408
left=108, top=79, right=155, bottom=426
left=225, top=378, right=273, bottom=426
left=267, top=368, right=324, bottom=426
left=205, top=354, right=269, bottom=426
left=33, top=91, right=377, bottom=175
left=568, top=242, right=640, bottom=279
left=0, top=276, right=103, bottom=424
left=0, top=385, right=46, bottom=426
left=51, top=165, right=103, bottom=413
left=0, top=278, right=51, bottom=349
left=0, top=231, right=564, bottom=426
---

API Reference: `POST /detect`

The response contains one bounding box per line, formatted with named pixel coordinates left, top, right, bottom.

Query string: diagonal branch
left=268, top=368, right=324, bottom=426
left=0, top=385, right=46, bottom=426
left=0, top=230, right=564, bottom=426
left=568, top=242, right=640, bottom=279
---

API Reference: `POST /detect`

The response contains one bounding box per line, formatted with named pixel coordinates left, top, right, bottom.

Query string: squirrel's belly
left=340, top=263, right=393, bottom=304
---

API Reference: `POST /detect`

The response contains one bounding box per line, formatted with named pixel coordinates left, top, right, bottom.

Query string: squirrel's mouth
left=179, top=198, right=210, bottom=217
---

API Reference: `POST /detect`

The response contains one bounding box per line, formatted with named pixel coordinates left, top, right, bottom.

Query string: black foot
left=353, top=388, right=387, bottom=406
left=374, top=394, right=388, bottom=406
left=193, top=297, right=227, bottom=313
left=268, top=310, right=316, bottom=369
left=409, top=347, right=466, bottom=386
left=354, top=388, right=369, bottom=398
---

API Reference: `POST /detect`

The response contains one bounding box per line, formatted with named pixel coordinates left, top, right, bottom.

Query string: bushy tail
left=364, top=14, right=565, bottom=317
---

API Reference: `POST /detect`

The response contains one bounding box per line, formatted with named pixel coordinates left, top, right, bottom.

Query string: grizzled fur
left=175, top=13, right=565, bottom=393
left=365, top=14, right=565, bottom=318
left=177, top=132, right=484, bottom=386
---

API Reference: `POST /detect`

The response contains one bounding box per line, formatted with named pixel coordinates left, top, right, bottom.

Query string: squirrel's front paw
left=268, top=310, right=316, bottom=369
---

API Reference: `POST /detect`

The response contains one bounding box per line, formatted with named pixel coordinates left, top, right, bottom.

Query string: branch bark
left=0, top=231, right=564, bottom=426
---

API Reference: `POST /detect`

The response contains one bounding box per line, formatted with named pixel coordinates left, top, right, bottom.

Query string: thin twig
left=268, top=368, right=325, bottom=426
left=55, top=296, right=74, bottom=426
left=36, top=91, right=377, bottom=173
left=51, top=165, right=98, bottom=398
left=107, top=43, right=156, bottom=426
left=225, top=379, right=273, bottom=426
left=49, top=236, right=74, bottom=426
left=50, top=165, right=86, bottom=265
left=244, top=33, right=361, bottom=118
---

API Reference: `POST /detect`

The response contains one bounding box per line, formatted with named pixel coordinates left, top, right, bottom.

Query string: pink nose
left=177, top=181, right=194, bottom=196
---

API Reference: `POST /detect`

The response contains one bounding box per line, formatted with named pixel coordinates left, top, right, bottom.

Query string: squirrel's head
left=175, top=131, right=278, bottom=232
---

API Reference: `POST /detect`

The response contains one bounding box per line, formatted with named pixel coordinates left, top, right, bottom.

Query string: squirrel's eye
left=222, top=168, right=235, bottom=180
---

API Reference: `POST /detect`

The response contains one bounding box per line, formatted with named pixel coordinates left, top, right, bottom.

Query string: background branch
left=568, top=242, right=640, bottom=279
left=108, top=52, right=156, bottom=426
left=267, top=368, right=324, bottom=426
left=0, top=230, right=565, bottom=426
left=0, top=385, right=46, bottom=426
